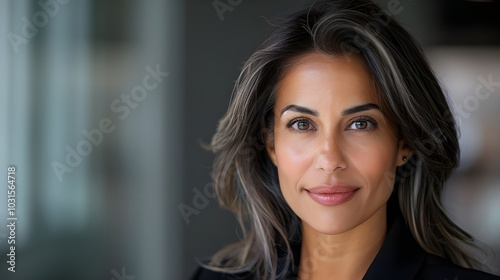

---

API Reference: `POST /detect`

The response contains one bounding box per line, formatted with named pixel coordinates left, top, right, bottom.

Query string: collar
left=362, top=210, right=426, bottom=279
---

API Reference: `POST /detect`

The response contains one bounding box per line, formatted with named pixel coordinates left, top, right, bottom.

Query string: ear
left=397, top=139, right=413, bottom=167
left=264, top=129, right=277, bottom=166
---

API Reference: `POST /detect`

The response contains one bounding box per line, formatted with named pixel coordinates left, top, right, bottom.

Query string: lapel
left=363, top=193, right=426, bottom=279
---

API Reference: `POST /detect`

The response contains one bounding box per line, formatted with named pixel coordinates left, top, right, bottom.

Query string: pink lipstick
left=306, top=185, right=359, bottom=206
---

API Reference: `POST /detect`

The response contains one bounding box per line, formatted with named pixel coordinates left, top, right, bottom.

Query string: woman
left=192, top=0, right=500, bottom=279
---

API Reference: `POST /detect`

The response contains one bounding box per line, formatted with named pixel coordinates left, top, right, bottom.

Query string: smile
left=306, top=186, right=359, bottom=206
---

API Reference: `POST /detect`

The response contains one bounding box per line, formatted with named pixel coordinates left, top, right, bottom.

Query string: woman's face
left=266, top=52, right=409, bottom=235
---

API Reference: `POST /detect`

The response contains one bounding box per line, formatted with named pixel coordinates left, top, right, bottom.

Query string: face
left=266, top=52, right=409, bottom=235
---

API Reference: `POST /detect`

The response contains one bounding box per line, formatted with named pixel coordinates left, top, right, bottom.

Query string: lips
left=306, top=185, right=359, bottom=206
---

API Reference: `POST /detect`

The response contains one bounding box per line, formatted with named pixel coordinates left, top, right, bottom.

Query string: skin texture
left=266, top=52, right=411, bottom=279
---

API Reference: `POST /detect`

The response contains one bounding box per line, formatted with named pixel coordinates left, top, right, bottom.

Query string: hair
left=207, top=0, right=479, bottom=279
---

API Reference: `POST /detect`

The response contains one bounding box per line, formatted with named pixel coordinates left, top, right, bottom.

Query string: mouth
left=306, top=185, right=359, bottom=206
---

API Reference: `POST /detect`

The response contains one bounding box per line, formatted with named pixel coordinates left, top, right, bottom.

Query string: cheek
left=275, top=130, right=313, bottom=161
left=273, top=134, right=315, bottom=188
left=350, top=140, right=398, bottom=189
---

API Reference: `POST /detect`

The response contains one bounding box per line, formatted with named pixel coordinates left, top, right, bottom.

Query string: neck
left=298, top=206, right=387, bottom=280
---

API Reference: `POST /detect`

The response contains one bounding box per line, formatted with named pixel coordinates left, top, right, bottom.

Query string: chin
left=303, top=215, right=358, bottom=235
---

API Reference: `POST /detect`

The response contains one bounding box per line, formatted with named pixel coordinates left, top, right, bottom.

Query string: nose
left=314, top=134, right=347, bottom=173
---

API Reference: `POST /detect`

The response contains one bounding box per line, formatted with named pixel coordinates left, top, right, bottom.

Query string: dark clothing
left=191, top=194, right=500, bottom=279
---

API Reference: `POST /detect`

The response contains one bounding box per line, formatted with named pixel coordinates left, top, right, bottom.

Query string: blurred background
left=0, top=0, right=498, bottom=279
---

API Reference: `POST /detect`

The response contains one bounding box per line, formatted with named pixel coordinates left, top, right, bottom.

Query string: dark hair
left=208, top=1, right=478, bottom=279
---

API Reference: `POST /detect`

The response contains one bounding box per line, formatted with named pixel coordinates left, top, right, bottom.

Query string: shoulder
left=190, top=266, right=253, bottom=280
left=416, top=254, right=500, bottom=280
left=363, top=204, right=500, bottom=280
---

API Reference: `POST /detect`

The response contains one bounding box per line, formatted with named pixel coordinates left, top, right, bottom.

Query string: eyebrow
left=341, top=103, right=380, bottom=115
left=280, top=105, right=318, bottom=116
left=280, top=103, right=380, bottom=116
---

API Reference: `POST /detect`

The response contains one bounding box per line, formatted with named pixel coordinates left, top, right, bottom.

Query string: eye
left=287, top=118, right=315, bottom=132
left=295, top=120, right=310, bottom=130
left=351, top=121, right=368, bottom=130
left=347, top=117, right=377, bottom=131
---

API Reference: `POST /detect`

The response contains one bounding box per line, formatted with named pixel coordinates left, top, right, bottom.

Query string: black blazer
left=191, top=194, right=500, bottom=280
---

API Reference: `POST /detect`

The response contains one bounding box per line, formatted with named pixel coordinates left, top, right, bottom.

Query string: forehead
left=276, top=52, right=379, bottom=108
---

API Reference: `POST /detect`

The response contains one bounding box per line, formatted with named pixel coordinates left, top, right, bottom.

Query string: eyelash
left=347, top=116, right=378, bottom=131
left=286, top=116, right=378, bottom=132
left=286, top=117, right=315, bottom=132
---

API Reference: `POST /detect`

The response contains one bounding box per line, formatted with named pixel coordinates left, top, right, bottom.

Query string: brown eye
left=287, top=118, right=315, bottom=132
left=347, top=117, right=377, bottom=131
left=353, top=121, right=367, bottom=129
left=295, top=121, right=310, bottom=130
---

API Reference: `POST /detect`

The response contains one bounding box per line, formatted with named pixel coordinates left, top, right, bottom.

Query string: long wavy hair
left=208, top=0, right=479, bottom=278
